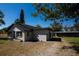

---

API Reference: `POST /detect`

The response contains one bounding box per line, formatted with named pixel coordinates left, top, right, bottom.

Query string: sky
left=0, top=3, right=74, bottom=29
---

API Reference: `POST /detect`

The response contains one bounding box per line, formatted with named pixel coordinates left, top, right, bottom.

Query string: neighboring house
left=8, top=23, right=52, bottom=42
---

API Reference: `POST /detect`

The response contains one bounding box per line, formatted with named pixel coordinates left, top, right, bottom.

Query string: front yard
left=0, top=40, right=61, bottom=56
left=64, top=37, right=79, bottom=46
left=0, top=37, right=79, bottom=56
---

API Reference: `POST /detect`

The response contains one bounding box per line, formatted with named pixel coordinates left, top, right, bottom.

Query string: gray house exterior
left=8, top=23, right=52, bottom=42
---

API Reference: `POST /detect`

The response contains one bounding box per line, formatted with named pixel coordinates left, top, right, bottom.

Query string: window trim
left=16, top=31, right=22, bottom=38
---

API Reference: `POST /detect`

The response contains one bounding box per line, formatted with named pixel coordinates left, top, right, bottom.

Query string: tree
left=55, top=4, right=79, bottom=19
left=19, top=9, right=25, bottom=24
left=15, top=9, right=25, bottom=24
left=73, top=21, right=79, bottom=31
left=32, top=3, right=79, bottom=29
left=0, top=10, right=5, bottom=25
left=32, top=4, right=61, bottom=21
left=0, top=28, right=8, bottom=34
left=64, top=26, right=68, bottom=31
left=15, top=18, right=20, bottom=24
left=35, top=24, right=42, bottom=28
left=49, top=21, right=62, bottom=31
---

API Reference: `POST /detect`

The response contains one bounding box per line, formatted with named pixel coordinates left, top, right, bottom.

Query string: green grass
left=0, top=38, right=8, bottom=44
left=64, top=37, right=79, bottom=46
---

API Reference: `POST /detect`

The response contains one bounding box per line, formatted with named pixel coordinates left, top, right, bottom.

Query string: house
left=7, top=9, right=52, bottom=42
left=7, top=22, right=79, bottom=42
left=8, top=23, right=52, bottom=42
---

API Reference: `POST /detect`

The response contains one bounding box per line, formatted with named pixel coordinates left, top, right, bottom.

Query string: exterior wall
left=25, top=32, right=28, bottom=41
left=22, top=32, right=25, bottom=41
left=25, top=31, right=32, bottom=41
left=8, top=26, right=25, bottom=41
left=33, top=30, right=50, bottom=41
left=38, top=35, right=47, bottom=41
left=8, top=24, right=51, bottom=42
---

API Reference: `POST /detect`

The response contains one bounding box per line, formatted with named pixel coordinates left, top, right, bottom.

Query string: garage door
left=37, top=35, right=47, bottom=41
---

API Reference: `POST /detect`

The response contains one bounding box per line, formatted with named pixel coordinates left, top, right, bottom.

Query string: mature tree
left=73, top=21, right=79, bottom=31
left=15, top=18, right=20, bottom=24
left=0, top=10, right=5, bottom=25
left=19, top=9, right=25, bottom=24
left=35, top=24, right=42, bottom=28
left=15, top=9, right=25, bottom=24
left=32, top=4, right=61, bottom=21
left=55, top=4, right=79, bottom=19
left=64, top=26, right=68, bottom=31
left=32, top=3, right=79, bottom=19
left=0, top=28, right=8, bottom=33
left=49, top=21, right=62, bottom=31
left=32, top=3, right=79, bottom=30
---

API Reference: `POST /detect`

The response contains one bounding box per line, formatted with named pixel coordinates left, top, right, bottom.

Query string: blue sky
left=0, top=3, right=74, bottom=29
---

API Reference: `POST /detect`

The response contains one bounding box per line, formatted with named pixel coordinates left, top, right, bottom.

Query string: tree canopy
left=32, top=4, right=61, bottom=21
left=32, top=3, right=79, bottom=21
left=73, top=21, right=79, bottom=31
left=49, top=21, right=63, bottom=31
left=32, top=3, right=79, bottom=31
left=35, top=24, right=42, bottom=28
left=0, top=10, right=5, bottom=25
left=20, top=9, right=25, bottom=24
left=15, top=9, right=25, bottom=24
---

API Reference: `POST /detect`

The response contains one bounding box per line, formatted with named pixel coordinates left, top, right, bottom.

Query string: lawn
left=64, top=37, right=79, bottom=46
left=0, top=38, right=8, bottom=44
left=0, top=38, right=79, bottom=56
left=0, top=40, right=58, bottom=56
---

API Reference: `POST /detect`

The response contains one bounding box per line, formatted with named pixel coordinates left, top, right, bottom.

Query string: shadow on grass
left=62, top=42, right=79, bottom=54
left=0, top=38, right=8, bottom=44
left=0, top=38, right=8, bottom=40
left=70, top=42, right=79, bottom=54
left=72, top=46, right=79, bottom=54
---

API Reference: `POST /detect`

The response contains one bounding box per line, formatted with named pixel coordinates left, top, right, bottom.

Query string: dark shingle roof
left=8, top=23, right=52, bottom=31
left=8, top=23, right=35, bottom=31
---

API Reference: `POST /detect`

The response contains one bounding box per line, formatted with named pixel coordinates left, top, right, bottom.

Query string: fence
left=0, top=34, right=8, bottom=38
left=51, top=31, right=79, bottom=37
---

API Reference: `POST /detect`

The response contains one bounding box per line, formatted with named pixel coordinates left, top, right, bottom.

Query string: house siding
left=8, top=26, right=25, bottom=41
left=33, top=30, right=50, bottom=41
left=8, top=23, right=52, bottom=42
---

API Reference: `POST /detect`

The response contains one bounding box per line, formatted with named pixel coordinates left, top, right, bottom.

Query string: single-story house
left=8, top=23, right=52, bottom=42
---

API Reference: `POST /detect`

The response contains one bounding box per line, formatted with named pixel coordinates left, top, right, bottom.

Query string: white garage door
left=38, top=35, right=47, bottom=41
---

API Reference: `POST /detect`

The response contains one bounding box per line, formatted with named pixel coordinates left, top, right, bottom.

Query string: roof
left=35, top=28, right=52, bottom=31
left=8, top=23, right=52, bottom=32
left=51, top=31, right=79, bottom=33
left=8, top=23, right=35, bottom=31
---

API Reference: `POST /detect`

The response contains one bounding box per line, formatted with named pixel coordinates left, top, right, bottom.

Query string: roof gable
left=8, top=23, right=35, bottom=31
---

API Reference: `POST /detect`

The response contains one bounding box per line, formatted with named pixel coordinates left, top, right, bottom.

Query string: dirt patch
left=0, top=40, right=78, bottom=56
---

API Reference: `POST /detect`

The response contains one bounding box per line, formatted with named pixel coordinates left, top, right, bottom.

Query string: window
left=16, top=31, right=22, bottom=37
